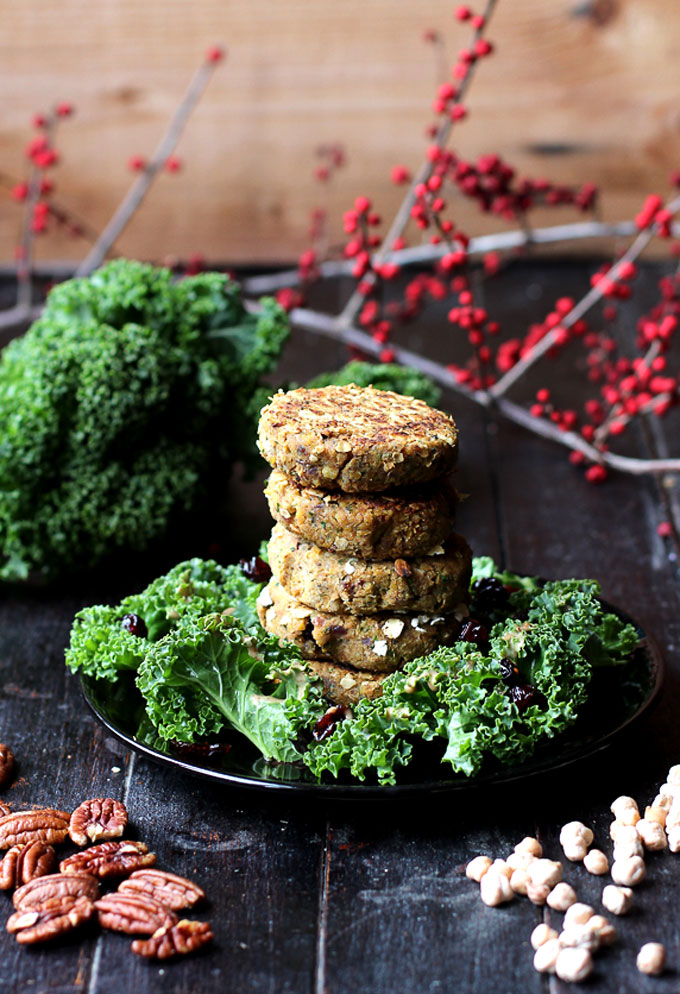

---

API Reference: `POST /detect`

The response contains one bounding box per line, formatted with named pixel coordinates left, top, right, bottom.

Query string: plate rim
left=79, top=595, right=665, bottom=800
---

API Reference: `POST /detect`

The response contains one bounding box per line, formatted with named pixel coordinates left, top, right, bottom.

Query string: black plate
left=80, top=599, right=664, bottom=799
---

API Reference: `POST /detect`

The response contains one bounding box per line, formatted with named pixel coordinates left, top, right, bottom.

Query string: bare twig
left=489, top=194, right=680, bottom=399
left=241, top=218, right=673, bottom=296
left=335, top=0, right=499, bottom=328
left=75, top=54, right=223, bottom=277
left=16, top=115, right=59, bottom=312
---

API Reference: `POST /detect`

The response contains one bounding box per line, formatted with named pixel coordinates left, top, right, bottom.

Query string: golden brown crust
left=258, top=385, right=458, bottom=492
left=306, top=660, right=387, bottom=707
left=264, top=470, right=457, bottom=559
left=256, top=578, right=462, bottom=671
left=268, top=523, right=471, bottom=615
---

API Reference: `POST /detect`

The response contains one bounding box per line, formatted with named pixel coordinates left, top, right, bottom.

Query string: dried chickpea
left=601, top=884, right=633, bottom=916
left=667, top=765, right=680, bottom=785
left=529, top=858, right=562, bottom=889
left=466, top=855, right=492, bottom=882
left=526, top=880, right=551, bottom=905
left=480, top=869, right=514, bottom=907
left=618, top=807, right=641, bottom=827
left=637, top=942, right=666, bottom=976
left=547, top=882, right=577, bottom=912
left=491, top=858, right=513, bottom=879
left=667, top=826, right=680, bottom=853
left=514, top=836, right=542, bottom=858
left=611, top=855, right=646, bottom=888
left=610, top=822, right=639, bottom=844
left=652, top=792, right=672, bottom=812
left=533, top=938, right=562, bottom=974
left=559, top=821, right=593, bottom=854
left=506, top=850, right=536, bottom=872
left=610, top=795, right=639, bottom=819
left=531, top=923, right=559, bottom=950
left=510, top=868, right=529, bottom=896
left=636, top=818, right=667, bottom=851
left=588, top=914, right=616, bottom=946
left=583, top=849, right=609, bottom=875
left=559, top=923, right=600, bottom=953
left=555, top=947, right=593, bottom=983
left=563, top=902, right=594, bottom=928
left=644, top=805, right=667, bottom=828
left=613, top=838, right=644, bottom=862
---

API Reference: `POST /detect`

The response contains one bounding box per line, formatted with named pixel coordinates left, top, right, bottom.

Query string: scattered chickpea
left=610, top=822, right=639, bottom=844
left=529, top=858, right=563, bottom=889
left=644, top=805, right=667, bottom=828
left=559, top=821, right=594, bottom=862
left=636, top=942, right=666, bottom=976
left=610, top=796, right=639, bottom=819
left=559, top=923, right=600, bottom=953
left=652, top=792, right=672, bottom=812
left=667, top=826, right=680, bottom=853
left=547, top=882, right=577, bottom=912
left=601, top=884, right=633, bottom=916
left=636, top=818, right=668, bottom=851
left=613, top=838, right=644, bottom=862
left=466, top=855, right=492, bottom=882
left=480, top=869, right=514, bottom=907
left=611, top=855, right=646, bottom=888
left=506, top=850, right=536, bottom=872
left=491, top=858, right=513, bottom=879
left=555, top=947, right=594, bottom=983
left=514, top=836, right=542, bottom=858
left=583, top=849, right=609, bottom=876
left=563, top=903, right=594, bottom=928
left=667, top=765, right=680, bottom=785
left=533, top=938, right=562, bottom=974
left=618, top=807, right=641, bottom=827
left=510, top=868, right=529, bottom=896
left=526, top=880, right=551, bottom=905
left=588, top=914, right=616, bottom=946
left=530, top=923, right=559, bottom=950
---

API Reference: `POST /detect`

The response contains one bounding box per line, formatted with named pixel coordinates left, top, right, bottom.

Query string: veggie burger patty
left=258, top=384, right=458, bottom=492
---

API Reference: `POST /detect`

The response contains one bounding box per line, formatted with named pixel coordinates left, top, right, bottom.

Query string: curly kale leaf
left=65, top=559, right=264, bottom=682
left=136, top=613, right=310, bottom=761
left=0, top=260, right=288, bottom=581
left=295, top=560, right=639, bottom=784
left=305, top=361, right=441, bottom=407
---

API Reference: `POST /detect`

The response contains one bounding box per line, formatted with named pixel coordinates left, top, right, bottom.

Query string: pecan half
left=60, top=840, right=155, bottom=880
left=7, top=894, right=94, bottom=944
left=119, top=869, right=206, bottom=911
left=69, top=798, right=128, bottom=847
left=14, top=872, right=100, bottom=910
left=0, top=744, right=15, bottom=789
left=0, top=809, right=70, bottom=849
left=0, top=801, right=10, bottom=818
left=0, top=841, right=56, bottom=890
left=131, top=919, right=213, bottom=959
left=95, top=892, right=177, bottom=935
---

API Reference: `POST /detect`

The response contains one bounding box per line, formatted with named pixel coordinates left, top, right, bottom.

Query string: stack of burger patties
left=256, top=384, right=472, bottom=706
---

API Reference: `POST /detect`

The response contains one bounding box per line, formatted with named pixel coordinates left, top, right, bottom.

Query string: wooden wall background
left=1, top=0, right=679, bottom=266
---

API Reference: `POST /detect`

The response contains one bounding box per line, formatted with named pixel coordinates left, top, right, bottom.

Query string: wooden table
left=1, top=260, right=680, bottom=993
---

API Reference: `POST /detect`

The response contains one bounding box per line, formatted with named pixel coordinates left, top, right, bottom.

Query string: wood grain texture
left=1, top=262, right=680, bottom=992
left=1, top=0, right=680, bottom=265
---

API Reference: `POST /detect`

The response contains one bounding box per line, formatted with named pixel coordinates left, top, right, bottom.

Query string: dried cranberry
left=506, top=683, right=548, bottom=714
left=498, top=658, right=520, bottom=684
left=458, top=619, right=488, bottom=646
left=312, top=705, right=346, bottom=743
left=239, top=556, right=272, bottom=584
left=471, top=576, right=509, bottom=611
left=121, top=613, right=148, bottom=638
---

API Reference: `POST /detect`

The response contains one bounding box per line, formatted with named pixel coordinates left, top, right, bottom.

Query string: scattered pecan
left=119, top=869, right=206, bottom=911
left=131, top=919, right=213, bottom=959
left=69, top=798, right=128, bottom=847
left=0, top=744, right=15, bottom=789
left=0, top=809, right=70, bottom=849
left=14, top=872, right=100, bottom=910
left=394, top=558, right=413, bottom=579
left=0, top=841, right=56, bottom=890
left=60, top=840, right=155, bottom=880
left=0, top=801, right=10, bottom=817
left=95, top=892, right=177, bottom=935
left=7, top=894, right=95, bottom=944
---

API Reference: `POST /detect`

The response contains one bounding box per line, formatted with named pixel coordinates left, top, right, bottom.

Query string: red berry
left=354, top=195, right=371, bottom=214
left=206, top=45, right=225, bottom=63
left=56, top=102, right=73, bottom=117
left=536, top=388, right=550, bottom=403
left=379, top=348, right=396, bottom=363
left=585, top=464, right=607, bottom=483
left=11, top=183, right=28, bottom=202
left=128, top=155, right=147, bottom=172
left=164, top=156, right=182, bottom=173
left=657, top=521, right=672, bottom=538
left=390, top=164, right=411, bottom=184
left=454, top=5, right=471, bottom=20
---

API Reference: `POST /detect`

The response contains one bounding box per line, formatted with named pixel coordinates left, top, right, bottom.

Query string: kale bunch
left=0, top=260, right=289, bottom=582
